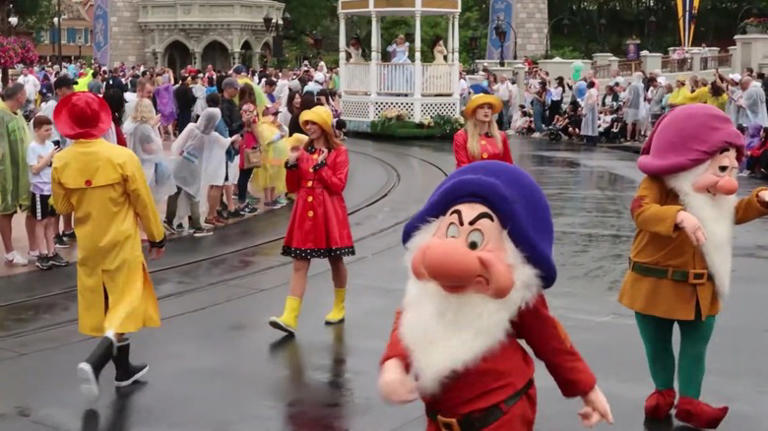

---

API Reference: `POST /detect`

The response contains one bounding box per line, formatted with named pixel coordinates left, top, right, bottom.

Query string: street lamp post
left=8, top=5, right=18, bottom=36
left=647, top=15, right=656, bottom=51
left=545, top=14, right=569, bottom=59
left=493, top=16, right=517, bottom=64
left=598, top=18, right=607, bottom=52
left=54, top=0, right=63, bottom=69
left=468, top=31, right=479, bottom=74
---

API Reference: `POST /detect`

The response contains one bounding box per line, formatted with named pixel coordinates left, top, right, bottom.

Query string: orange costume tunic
left=618, top=176, right=768, bottom=320
left=452, top=129, right=513, bottom=169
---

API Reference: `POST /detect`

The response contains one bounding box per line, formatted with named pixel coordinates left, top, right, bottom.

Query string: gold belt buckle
left=436, top=415, right=461, bottom=431
left=688, top=269, right=708, bottom=284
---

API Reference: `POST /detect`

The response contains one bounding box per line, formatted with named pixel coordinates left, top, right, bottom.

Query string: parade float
left=337, top=0, right=462, bottom=136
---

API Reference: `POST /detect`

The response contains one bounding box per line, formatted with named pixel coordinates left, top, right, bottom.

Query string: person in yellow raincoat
left=51, top=92, right=166, bottom=400
left=251, top=105, right=291, bottom=208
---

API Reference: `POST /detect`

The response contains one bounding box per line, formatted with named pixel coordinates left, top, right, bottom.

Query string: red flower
left=0, top=36, right=39, bottom=68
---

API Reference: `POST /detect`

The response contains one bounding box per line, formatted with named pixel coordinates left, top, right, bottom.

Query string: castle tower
left=514, top=0, right=547, bottom=58
left=109, top=0, right=144, bottom=65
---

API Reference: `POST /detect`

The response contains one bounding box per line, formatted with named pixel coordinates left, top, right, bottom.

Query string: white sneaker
left=28, top=250, right=40, bottom=261
left=4, top=251, right=28, bottom=266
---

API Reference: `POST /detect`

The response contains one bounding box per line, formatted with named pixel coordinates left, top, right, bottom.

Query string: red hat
left=638, top=104, right=745, bottom=176
left=54, top=92, right=112, bottom=140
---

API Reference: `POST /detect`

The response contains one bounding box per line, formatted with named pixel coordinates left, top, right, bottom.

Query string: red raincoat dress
left=282, top=143, right=355, bottom=259
left=453, top=129, right=513, bottom=169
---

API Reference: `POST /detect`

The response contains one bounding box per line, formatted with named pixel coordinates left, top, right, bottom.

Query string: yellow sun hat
left=463, top=94, right=503, bottom=118
left=299, top=105, right=334, bottom=136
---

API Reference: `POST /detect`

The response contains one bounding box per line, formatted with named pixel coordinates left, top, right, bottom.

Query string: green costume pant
left=635, top=312, right=716, bottom=399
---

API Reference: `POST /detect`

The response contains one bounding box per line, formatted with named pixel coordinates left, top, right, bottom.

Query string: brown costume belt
left=426, top=378, right=534, bottom=431
left=628, top=258, right=711, bottom=285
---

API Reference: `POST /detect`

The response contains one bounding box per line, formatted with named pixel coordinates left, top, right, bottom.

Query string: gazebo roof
left=338, top=0, right=460, bottom=16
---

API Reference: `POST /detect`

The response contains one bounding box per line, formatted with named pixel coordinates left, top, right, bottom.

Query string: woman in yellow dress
left=51, top=92, right=166, bottom=400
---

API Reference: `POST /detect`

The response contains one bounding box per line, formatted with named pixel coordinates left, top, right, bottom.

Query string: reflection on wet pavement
left=271, top=325, right=349, bottom=431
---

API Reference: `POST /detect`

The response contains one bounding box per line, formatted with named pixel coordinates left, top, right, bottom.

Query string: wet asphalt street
left=0, top=137, right=767, bottom=431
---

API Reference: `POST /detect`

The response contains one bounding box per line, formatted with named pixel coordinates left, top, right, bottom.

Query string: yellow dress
left=52, top=139, right=165, bottom=336
left=250, top=121, right=289, bottom=194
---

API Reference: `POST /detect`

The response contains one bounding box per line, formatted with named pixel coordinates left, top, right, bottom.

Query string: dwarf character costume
left=51, top=92, right=167, bottom=399
left=269, top=106, right=355, bottom=335
left=379, top=162, right=612, bottom=431
left=618, top=104, right=768, bottom=428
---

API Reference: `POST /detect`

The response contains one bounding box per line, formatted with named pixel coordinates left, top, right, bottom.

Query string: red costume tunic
left=453, top=129, right=514, bottom=169
left=282, top=144, right=355, bottom=259
left=381, top=295, right=596, bottom=431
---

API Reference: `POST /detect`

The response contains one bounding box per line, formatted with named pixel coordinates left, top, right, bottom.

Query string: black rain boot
left=77, top=337, right=114, bottom=400
left=112, top=338, right=149, bottom=388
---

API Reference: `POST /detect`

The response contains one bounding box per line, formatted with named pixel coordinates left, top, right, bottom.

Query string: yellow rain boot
left=269, top=296, right=302, bottom=335
left=324, top=288, right=346, bottom=325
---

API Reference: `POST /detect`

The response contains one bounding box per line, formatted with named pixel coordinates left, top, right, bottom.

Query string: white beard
left=665, top=163, right=737, bottom=298
left=398, top=220, right=542, bottom=396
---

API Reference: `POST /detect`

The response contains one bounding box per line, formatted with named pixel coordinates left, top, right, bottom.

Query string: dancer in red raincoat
left=269, top=105, right=354, bottom=335
left=453, top=94, right=513, bottom=169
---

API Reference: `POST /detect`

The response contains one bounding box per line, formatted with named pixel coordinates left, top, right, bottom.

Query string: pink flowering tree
left=0, top=36, right=39, bottom=88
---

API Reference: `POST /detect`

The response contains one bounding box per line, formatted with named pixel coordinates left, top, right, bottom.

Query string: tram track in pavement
left=0, top=145, right=449, bottom=341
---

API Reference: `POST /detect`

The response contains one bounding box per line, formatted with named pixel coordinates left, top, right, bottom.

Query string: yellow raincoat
left=52, top=139, right=165, bottom=336
left=250, top=120, right=289, bottom=195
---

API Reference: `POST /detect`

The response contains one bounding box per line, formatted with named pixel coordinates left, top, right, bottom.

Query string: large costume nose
left=412, top=240, right=484, bottom=292
left=715, top=176, right=738, bottom=195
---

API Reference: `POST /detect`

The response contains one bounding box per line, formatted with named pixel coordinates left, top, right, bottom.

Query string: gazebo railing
left=344, top=62, right=371, bottom=94
left=421, top=63, right=454, bottom=95
left=341, top=62, right=457, bottom=96
left=377, top=63, right=415, bottom=94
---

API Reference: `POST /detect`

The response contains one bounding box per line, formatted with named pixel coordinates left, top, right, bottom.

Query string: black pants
left=177, top=111, right=192, bottom=135
left=237, top=167, right=254, bottom=204
left=548, top=100, right=562, bottom=125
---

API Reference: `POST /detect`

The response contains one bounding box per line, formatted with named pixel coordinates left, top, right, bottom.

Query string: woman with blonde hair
left=124, top=98, right=175, bottom=205
left=452, top=94, right=513, bottom=169
left=268, top=105, right=354, bottom=335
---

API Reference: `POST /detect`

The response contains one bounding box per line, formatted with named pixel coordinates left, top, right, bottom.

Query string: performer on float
left=618, top=104, right=768, bottom=429
left=453, top=94, right=513, bottom=169
left=379, top=161, right=613, bottom=430
left=268, top=106, right=355, bottom=335
left=51, top=92, right=167, bottom=399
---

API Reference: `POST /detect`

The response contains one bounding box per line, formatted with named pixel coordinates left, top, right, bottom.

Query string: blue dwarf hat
left=402, top=161, right=557, bottom=289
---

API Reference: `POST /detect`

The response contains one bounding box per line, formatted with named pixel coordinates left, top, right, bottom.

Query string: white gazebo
left=337, top=0, right=461, bottom=132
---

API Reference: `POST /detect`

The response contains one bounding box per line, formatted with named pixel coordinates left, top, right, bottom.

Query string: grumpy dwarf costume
left=51, top=92, right=167, bottom=399
left=618, top=104, right=768, bottom=428
left=379, top=162, right=612, bottom=431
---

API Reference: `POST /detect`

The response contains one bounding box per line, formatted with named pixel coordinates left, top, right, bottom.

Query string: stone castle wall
left=109, top=0, right=145, bottom=65
left=514, top=0, right=547, bottom=58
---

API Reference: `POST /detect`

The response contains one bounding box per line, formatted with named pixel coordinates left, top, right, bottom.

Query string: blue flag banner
left=93, top=0, right=110, bottom=66
left=485, top=0, right=515, bottom=61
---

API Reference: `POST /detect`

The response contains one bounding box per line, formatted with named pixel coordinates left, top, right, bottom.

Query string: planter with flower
left=371, top=109, right=464, bottom=139
left=740, top=17, right=768, bottom=34
left=0, top=36, right=39, bottom=88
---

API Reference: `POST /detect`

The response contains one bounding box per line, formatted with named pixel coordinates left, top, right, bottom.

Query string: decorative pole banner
left=485, top=0, right=514, bottom=61
left=93, top=0, right=110, bottom=66
left=676, top=0, right=700, bottom=48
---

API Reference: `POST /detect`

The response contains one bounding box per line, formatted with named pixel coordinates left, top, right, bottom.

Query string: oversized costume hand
left=675, top=210, right=706, bottom=246
left=758, top=190, right=768, bottom=206
left=578, top=386, right=614, bottom=427
left=378, top=358, right=418, bottom=404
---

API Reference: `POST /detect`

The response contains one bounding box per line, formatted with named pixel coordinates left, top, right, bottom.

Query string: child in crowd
left=236, top=105, right=261, bottom=214
left=513, top=104, right=534, bottom=135
left=27, top=115, right=68, bottom=270
left=598, top=108, right=617, bottom=141
left=744, top=126, right=768, bottom=177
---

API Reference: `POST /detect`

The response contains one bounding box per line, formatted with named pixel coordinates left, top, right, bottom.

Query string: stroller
left=547, top=124, right=562, bottom=142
